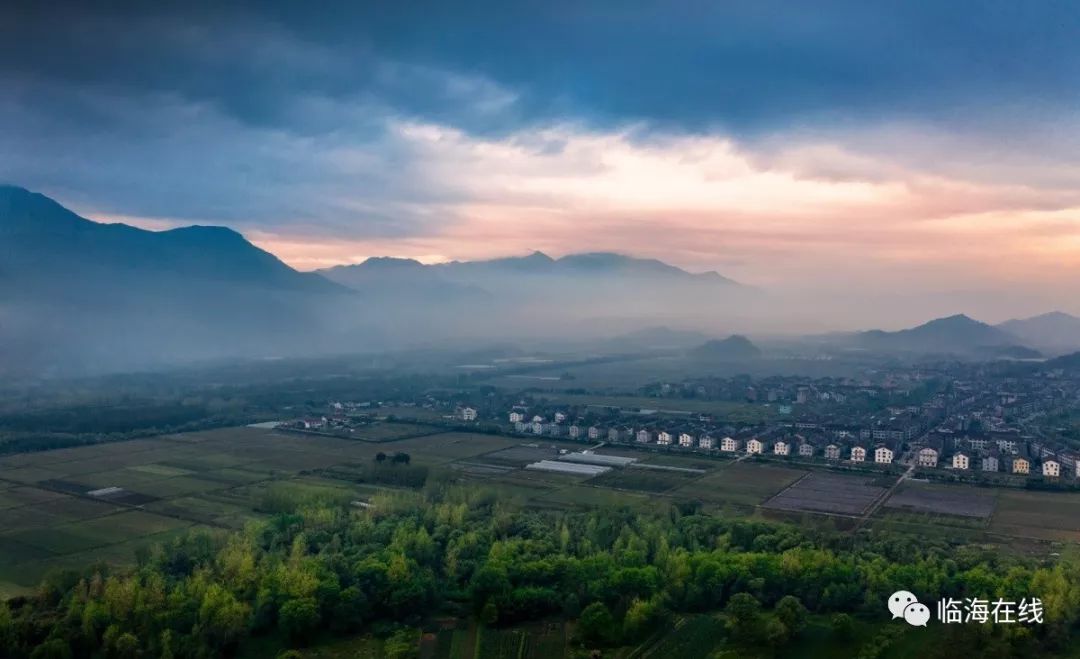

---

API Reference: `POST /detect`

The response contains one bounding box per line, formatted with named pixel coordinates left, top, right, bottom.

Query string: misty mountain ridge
left=1, top=185, right=339, bottom=293
left=0, top=185, right=349, bottom=375
left=997, top=311, right=1080, bottom=354
left=321, top=250, right=741, bottom=287
left=318, top=249, right=750, bottom=333
left=855, top=314, right=1036, bottom=357
left=3, top=185, right=1073, bottom=377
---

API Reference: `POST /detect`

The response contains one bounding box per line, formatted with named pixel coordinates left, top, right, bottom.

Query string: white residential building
left=461, top=407, right=477, bottom=421
left=952, top=453, right=970, bottom=470
left=982, top=455, right=999, bottom=473
left=514, top=421, right=528, bottom=433
left=532, top=421, right=544, bottom=435
left=874, top=446, right=894, bottom=464
left=850, top=446, right=866, bottom=462
left=588, top=426, right=601, bottom=440
left=996, top=438, right=1019, bottom=454
left=568, top=425, right=581, bottom=439
left=917, top=447, right=939, bottom=468
left=658, top=431, right=673, bottom=446
left=699, top=435, right=716, bottom=449
left=636, top=429, right=652, bottom=444
left=720, top=437, right=740, bottom=452
left=679, top=433, right=694, bottom=447
left=746, top=438, right=763, bottom=454
left=824, top=444, right=841, bottom=460
left=798, top=443, right=814, bottom=457
left=1012, top=457, right=1030, bottom=474
left=774, top=440, right=790, bottom=456
left=509, top=411, right=525, bottom=423
left=554, top=412, right=567, bottom=423
left=1043, top=460, right=1061, bottom=477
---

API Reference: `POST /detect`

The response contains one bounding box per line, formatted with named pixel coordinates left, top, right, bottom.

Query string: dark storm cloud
left=4, top=0, right=1080, bottom=135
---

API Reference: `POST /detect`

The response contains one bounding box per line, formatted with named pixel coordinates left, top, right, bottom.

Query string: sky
left=2, top=1, right=1080, bottom=321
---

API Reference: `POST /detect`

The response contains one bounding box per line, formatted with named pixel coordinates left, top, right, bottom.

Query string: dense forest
left=2, top=479, right=1079, bottom=658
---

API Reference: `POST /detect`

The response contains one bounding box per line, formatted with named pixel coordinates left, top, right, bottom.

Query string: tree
left=384, top=628, right=419, bottom=659
left=623, top=597, right=664, bottom=641
left=763, top=616, right=789, bottom=649
left=724, top=593, right=763, bottom=644
left=160, top=630, right=175, bottom=659
left=31, top=639, right=73, bottom=659
left=376, top=452, right=387, bottom=463
left=111, top=632, right=140, bottom=659
left=279, top=597, right=321, bottom=645
left=577, top=602, right=617, bottom=646
left=392, top=452, right=411, bottom=464
left=775, top=595, right=808, bottom=638
left=195, top=584, right=249, bottom=653
left=831, top=613, right=855, bottom=641
left=330, top=586, right=369, bottom=633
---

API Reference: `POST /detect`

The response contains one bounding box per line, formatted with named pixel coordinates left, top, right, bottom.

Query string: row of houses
left=915, top=446, right=1077, bottom=478
left=742, top=438, right=898, bottom=463
left=509, top=417, right=905, bottom=463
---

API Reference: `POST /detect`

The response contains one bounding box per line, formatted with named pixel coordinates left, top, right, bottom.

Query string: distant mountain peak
left=691, top=334, right=762, bottom=360
left=163, top=224, right=247, bottom=242
left=857, top=313, right=1022, bottom=355
left=359, top=256, right=426, bottom=269
left=999, top=311, right=1080, bottom=353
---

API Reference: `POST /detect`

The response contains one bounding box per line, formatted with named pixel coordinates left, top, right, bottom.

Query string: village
left=283, top=358, right=1080, bottom=488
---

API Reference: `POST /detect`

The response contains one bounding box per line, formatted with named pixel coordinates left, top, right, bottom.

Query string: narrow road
left=853, top=460, right=916, bottom=531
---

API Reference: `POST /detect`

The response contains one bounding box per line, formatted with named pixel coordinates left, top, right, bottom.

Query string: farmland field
left=990, top=489, right=1080, bottom=541
left=0, top=425, right=439, bottom=596
left=764, top=471, right=889, bottom=516
left=587, top=466, right=703, bottom=493
left=883, top=481, right=996, bottom=519
left=8, top=421, right=1080, bottom=599
left=670, top=461, right=808, bottom=508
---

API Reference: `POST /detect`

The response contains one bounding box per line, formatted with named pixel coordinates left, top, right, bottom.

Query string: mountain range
left=3, top=185, right=1079, bottom=376
left=997, top=312, right=1080, bottom=354
left=847, top=312, right=1080, bottom=358
left=318, top=251, right=741, bottom=302
left=0, top=186, right=748, bottom=375
left=0, top=185, right=349, bottom=375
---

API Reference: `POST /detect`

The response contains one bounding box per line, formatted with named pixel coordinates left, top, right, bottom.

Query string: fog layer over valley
left=3, top=185, right=1080, bottom=378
